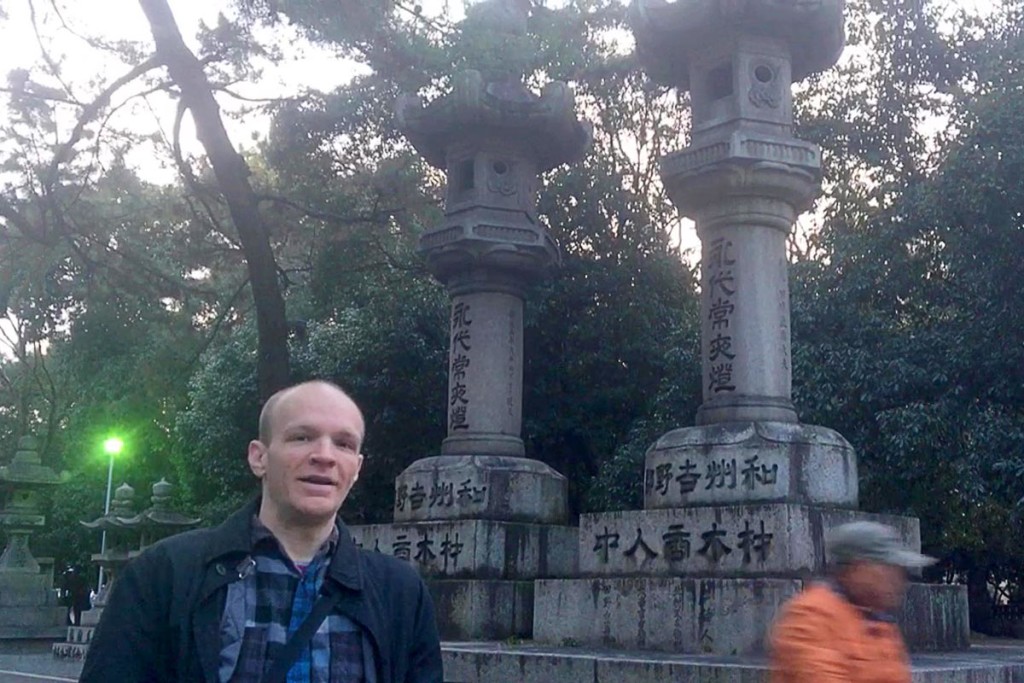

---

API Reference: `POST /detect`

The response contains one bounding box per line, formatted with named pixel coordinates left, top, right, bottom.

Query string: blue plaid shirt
left=217, top=518, right=375, bottom=682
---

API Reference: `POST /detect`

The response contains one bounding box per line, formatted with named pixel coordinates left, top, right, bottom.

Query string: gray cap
left=827, top=521, right=936, bottom=569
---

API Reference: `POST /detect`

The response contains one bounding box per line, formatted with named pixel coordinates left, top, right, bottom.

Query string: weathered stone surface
left=439, top=292, right=526, bottom=458
left=0, top=572, right=65, bottom=637
left=394, top=455, right=568, bottom=524
left=901, top=583, right=970, bottom=652
left=348, top=519, right=577, bottom=579
left=578, top=504, right=918, bottom=578
left=441, top=642, right=1024, bottom=683
left=429, top=580, right=533, bottom=641
left=631, top=0, right=845, bottom=89
left=533, top=577, right=801, bottom=655
left=645, top=422, right=858, bottom=508
left=534, top=575, right=964, bottom=658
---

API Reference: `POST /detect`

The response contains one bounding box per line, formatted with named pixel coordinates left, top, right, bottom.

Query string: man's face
left=247, top=384, right=365, bottom=528
left=841, top=561, right=908, bottom=613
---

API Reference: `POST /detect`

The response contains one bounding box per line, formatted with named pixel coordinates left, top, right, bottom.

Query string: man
left=64, top=566, right=91, bottom=626
left=81, top=380, right=443, bottom=683
left=769, top=521, right=935, bottom=683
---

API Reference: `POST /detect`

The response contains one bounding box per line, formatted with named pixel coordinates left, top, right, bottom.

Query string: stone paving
left=442, top=639, right=1024, bottom=683
left=1, top=638, right=1023, bottom=682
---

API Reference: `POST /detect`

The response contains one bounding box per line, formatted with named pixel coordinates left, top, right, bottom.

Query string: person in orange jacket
left=769, top=521, right=936, bottom=683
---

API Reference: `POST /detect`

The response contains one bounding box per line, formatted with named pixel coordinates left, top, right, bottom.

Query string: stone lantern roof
left=80, top=482, right=136, bottom=531
left=396, top=76, right=591, bottom=173
left=630, top=0, right=845, bottom=88
left=0, top=436, right=64, bottom=486
left=117, top=478, right=201, bottom=529
left=396, top=0, right=591, bottom=173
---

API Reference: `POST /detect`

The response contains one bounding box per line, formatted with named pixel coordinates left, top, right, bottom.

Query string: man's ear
left=353, top=453, right=365, bottom=483
left=247, top=440, right=268, bottom=478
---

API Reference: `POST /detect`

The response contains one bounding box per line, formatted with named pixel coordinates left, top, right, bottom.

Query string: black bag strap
left=263, top=583, right=343, bottom=683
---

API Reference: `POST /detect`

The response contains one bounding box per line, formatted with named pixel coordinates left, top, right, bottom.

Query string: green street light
left=98, top=435, right=125, bottom=593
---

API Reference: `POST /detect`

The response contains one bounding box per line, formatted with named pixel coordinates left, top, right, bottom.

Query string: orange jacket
left=769, top=582, right=911, bottom=683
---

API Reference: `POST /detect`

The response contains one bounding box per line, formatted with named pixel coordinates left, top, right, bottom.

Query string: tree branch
left=44, top=56, right=162, bottom=193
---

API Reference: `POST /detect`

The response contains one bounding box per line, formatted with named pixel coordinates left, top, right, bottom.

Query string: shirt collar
left=251, top=515, right=339, bottom=570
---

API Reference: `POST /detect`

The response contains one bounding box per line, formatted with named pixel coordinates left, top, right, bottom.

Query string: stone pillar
left=347, top=0, right=591, bottom=640
left=442, top=283, right=525, bottom=457
left=531, top=0, right=969, bottom=656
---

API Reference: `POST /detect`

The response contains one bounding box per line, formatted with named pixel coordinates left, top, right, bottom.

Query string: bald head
left=257, top=380, right=364, bottom=445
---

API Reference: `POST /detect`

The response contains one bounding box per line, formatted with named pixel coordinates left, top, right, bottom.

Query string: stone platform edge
left=441, top=641, right=1024, bottom=683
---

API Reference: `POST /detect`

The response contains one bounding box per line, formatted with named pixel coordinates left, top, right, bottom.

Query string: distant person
left=64, top=567, right=90, bottom=626
left=81, top=380, right=443, bottom=682
left=769, top=521, right=934, bottom=683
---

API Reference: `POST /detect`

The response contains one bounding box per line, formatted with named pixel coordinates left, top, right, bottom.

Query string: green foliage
left=790, top=0, right=1024, bottom=629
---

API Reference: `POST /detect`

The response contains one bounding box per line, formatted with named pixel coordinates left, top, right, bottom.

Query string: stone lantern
left=0, top=435, right=67, bottom=639
left=392, top=0, right=590, bottom=527
left=526, top=0, right=969, bottom=657
left=345, top=0, right=591, bottom=640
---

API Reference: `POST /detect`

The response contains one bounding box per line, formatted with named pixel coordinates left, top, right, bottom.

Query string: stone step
left=578, top=504, right=921, bottom=578
left=348, top=520, right=576, bottom=579
left=52, top=641, right=89, bottom=661
left=441, top=641, right=1024, bottom=683
left=65, top=626, right=93, bottom=644
left=533, top=578, right=968, bottom=656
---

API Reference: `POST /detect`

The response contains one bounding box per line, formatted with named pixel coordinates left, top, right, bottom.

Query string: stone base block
left=534, top=577, right=801, bottom=655
left=0, top=572, right=62, bottom=606
left=903, top=583, right=970, bottom=651
left=578, top=504, right=920, bottom=578
left=644, top=422, right=858, bottom=508
left=393, top=456, right=568, bottom=524
left=429, top=579, right=533, bottom=640
left=0, top=605, right=67, bottom=632
left=348, top=519, right=577, bottom=579
left=442, top=642, right=1024, bottom=683
left=80, top=606, right=104, bottom=627
left=534, top=577, right=969, bottom=656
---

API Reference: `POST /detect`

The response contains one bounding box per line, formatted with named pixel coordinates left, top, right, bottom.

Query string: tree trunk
left=137, top=0, right=290, bottom=399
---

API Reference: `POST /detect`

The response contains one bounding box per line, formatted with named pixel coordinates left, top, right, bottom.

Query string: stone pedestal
left=350, top=520, right=576, bottom=579
left=350, top=511, right=578, bottom=639
left=644, top=422, right=858, bottom=509
left=0, top=572, right=67, bottom=639
left=394, top=456, right=568, bottom=524
left=575, top=504, right=920, bottom=578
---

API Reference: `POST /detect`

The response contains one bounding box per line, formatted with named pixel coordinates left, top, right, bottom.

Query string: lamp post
left=97, top=436, right=123, bottom=592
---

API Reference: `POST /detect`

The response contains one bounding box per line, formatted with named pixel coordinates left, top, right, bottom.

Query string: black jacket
left=80, top=499, right=443, bottom=682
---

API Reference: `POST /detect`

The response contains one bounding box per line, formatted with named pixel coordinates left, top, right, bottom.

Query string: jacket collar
left=200, top=495, right=365, bottom=592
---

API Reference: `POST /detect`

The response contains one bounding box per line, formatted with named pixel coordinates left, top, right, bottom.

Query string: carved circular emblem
left=748, top=61, right=781, bottom=109
left=487, top=159, right=518, bottom=196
